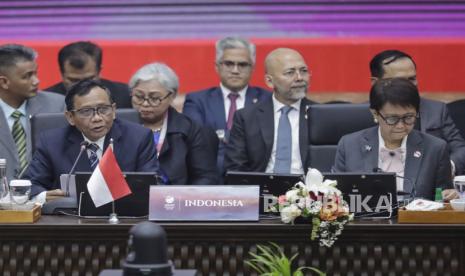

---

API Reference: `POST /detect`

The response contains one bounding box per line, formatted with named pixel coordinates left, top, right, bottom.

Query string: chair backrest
left=308, top=103, right=375, bottom=172
left=30, top=108, right=141, bottom=152
left=447, top=99, right=465, bottom=138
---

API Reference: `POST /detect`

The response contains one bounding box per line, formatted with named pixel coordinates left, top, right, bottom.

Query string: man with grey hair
left=0, top=44, right=65, bottom=180
left=183, top=37, right=270, bottom=180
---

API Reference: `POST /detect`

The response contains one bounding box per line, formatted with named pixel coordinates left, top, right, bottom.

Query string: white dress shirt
left=220, top=83, right=247, bottom=121
left=377, top=128, right=408, bottom=192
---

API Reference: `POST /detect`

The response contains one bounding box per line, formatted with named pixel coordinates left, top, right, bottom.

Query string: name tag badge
left=149, top=185, right=259, bottom=221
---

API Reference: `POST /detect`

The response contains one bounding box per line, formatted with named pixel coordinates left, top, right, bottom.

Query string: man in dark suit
left=183, top=37, right=270, bottom=179
left=45, top=41, right=132, bottom=108
left=25, top=79, right=159, bottom=202
left=370, top=50, right=465, bottom=175
left=225, top=48, right=314, bottom=174
left=0, top=44, right=65, bottom=180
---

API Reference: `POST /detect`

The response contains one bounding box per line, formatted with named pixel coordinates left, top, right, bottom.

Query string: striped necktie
left=88, top=143, right=100, bottom=170
left=11, top=110, right=27, bottom=172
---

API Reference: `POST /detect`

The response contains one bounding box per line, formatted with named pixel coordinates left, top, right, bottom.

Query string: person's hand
left=46, top=189, right=65, bottom=202
left=442, top=189, right=460, bottom=202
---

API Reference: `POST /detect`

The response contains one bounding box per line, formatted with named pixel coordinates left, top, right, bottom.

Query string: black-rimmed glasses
left=131, top=92, right=172, bottom=106
left=71, top=105, right=113, bottom=118
left=378, top=112, right=418, bottom=126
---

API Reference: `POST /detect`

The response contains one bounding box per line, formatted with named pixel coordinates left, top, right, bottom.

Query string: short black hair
left=370, top=50, right=416, bottom=78
left=370, top=78, right=420, bottom=112
left=58, top=41, right=102, bottom=74
left=0, top=44, right=37, bottom=74
left=65, top=79, right=113, bottom=111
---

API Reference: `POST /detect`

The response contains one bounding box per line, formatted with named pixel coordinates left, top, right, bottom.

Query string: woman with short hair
left=333, top=78, right=457, bottom=201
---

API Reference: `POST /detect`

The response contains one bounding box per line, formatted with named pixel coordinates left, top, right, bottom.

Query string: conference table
left=0, top=216, right=463, bottom=275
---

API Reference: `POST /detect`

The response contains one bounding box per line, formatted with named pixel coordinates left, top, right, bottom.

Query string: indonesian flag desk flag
left=86, top=146, right=132, bottom=207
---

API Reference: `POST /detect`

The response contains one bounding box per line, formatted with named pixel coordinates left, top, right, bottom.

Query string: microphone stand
left=41, top=141, right=89, bottom=215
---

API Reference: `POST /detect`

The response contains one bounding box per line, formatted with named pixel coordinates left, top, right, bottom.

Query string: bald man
left=224, top=48, right=315, bottom=174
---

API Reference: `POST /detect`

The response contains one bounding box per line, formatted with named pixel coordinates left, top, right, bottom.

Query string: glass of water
left=9, top=180, right=31, bottom=205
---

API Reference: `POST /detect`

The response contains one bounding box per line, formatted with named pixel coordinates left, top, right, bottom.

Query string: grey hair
left=128, top=62, right=179, bottom=96
left=215, top=37, right=256, bottom=65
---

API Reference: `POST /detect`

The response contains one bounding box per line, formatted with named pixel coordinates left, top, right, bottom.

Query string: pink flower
left=278, top=195, right=287, bottom=204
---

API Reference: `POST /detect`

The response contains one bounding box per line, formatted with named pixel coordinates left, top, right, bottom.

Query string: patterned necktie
left=226, top=93, right=239, bottom=130
left=274, top=106, right=293, bottom=173
left=11, top=110, right=27, bottom=172
left=88, top=143, right=99, bottom=170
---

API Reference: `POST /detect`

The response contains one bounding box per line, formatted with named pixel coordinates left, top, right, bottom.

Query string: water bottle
left=0, top=159, right=9, bottom=199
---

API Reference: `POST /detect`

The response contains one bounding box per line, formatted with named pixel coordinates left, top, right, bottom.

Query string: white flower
left=281, top=205, right=302, bottom=223
left=285, top=189, right=300, bottom=203
left=304, top=168, right=341, bottom=196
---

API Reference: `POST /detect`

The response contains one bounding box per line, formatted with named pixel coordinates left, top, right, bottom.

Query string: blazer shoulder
left=185, top=87, right=219, bottom=99
left=101, top=79, right=130, bottom=93
left=249, top=86, right=272, bottom=96
left=420, top=97, right=446, bottom=110
left=413, top=129, right=448, bottom=148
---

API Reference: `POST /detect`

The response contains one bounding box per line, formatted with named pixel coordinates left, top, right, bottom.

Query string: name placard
left=149, top=185, right=259, bottom=221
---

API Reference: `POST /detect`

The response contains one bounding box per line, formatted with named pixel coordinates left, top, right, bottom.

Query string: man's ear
left=65, top=111, right=75, bottom=126
left=0, top=75, right=9, bottom=90
left=370, top=77, right=379, bottom=86
left=111, top=103, right=116, bottom=120
left=264, top=74, right=274, bottom=90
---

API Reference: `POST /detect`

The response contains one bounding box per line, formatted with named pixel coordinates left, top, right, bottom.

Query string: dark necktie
left=88, top=143, right=99, bottom=170
left=11, top=110, right=27, bottom=172
left=226, top=93, right=239, bottom=130
left=274, top=106, right=293, bottom=173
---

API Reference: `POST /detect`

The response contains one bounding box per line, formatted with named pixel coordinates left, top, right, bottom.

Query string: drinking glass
left=9, top=180, right=31, bottom=205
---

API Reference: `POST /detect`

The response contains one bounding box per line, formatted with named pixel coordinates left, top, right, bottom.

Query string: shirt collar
left=378, top=127, right=407, bottom=152
left=272, top=94, right=301, bottom=114
left=82, top=134, right=106, bottom=151
left=220, top=83, right=248, bottom=100
left=0, top=98, right=27, bottom=119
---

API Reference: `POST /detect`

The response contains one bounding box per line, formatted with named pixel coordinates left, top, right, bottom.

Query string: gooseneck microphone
left=373, top=167, right=416, bottom=199
left=65, top=141, right=89, bottom=196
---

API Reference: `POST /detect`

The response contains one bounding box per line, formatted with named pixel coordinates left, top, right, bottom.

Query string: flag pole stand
left=109, top=201, right=119, bottom=224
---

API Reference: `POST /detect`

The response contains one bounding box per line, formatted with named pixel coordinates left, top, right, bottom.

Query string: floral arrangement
left=277, top=168, right=353, bottom=247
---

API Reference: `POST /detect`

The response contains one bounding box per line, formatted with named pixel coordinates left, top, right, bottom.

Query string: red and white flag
left=87, top=147, right=131, bottom=207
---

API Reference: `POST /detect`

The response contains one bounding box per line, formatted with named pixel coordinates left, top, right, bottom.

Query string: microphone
left=65, top=141, right=89, bottom=196
left=373, top=167, right=416, bottom=199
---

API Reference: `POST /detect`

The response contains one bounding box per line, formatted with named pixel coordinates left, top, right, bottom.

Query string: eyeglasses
left=71, top=105, right=113, bottom=118
left=131, top=92, right=172, bottom=106
left=219, top=61, right=252, bottom=71
left=378, top=112, right=418, bottom=126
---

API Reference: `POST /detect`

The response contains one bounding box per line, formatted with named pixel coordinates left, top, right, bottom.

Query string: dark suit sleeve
left=182, top=94, right=205, bottom=124
left=224, top=111, right=249, bottom=172
left=25, top=134, right=57, bottom=197
left=440, top=106, right=465, bottom=174
left=333, top=137, right=348, bottom=173
left=435, top=143, right=453, bottom=190
left=186, top=124, right=219, bottom=185
left=135, top=129, right=160, bottom=173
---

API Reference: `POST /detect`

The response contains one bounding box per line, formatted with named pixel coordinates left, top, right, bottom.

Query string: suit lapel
left=404, top=131, right=423, bottom=194
left=361, top=127, right=379, bottom=172
left=257, top=99, right=274, bottom=161
left=0, top=107, right=17, bottom=159
left=104, top=120, right=122, bottom=159
left=65, top=127, right=91, bottom=172
left=244, top=87, right=259, bottom=107
left=209, top=88, right=226, bottom=130
left=299, top=100, right=310, bottom=166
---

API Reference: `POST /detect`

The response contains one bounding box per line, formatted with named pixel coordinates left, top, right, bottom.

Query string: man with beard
left=224, top=48, right=314, bottom=174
